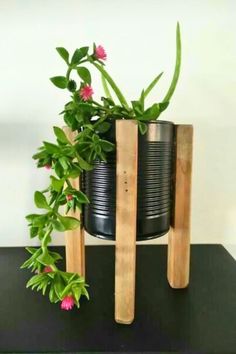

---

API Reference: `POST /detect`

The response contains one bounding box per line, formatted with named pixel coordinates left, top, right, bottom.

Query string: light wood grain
left=63, top=127, right=85, bottom=277
left=168, top=125, right=193, bottom=288
left=115, top=120, right=138, bottom=324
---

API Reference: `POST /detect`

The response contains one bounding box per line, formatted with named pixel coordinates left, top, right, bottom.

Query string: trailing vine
left=21, top=23, right=181, bottom=310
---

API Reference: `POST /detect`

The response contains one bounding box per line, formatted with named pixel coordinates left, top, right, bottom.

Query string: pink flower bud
left=79, top=85, right=94, bottom=101
left=61, top=295, right=75, bottom=311
left=43, top=266, right=53, bottom=273
left=45, top=164, right=51, bottom=170
left=95, top=45, right=107, bottom=61
left=66, top=194, right=73, bottom=201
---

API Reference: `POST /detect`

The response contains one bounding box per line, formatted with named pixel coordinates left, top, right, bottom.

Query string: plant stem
left=42, top=226, right=53, bottom=250
left=78, top=59, right=87, bottom=65
left=101, top=75, right=113, bottom=100
left=93, top=116, right=109, bottom=128
left=66, top=67, right=72, bottom=81
left=51, top=264, right=58, bottom=271
left=162, top=22, right=181, bottom=103
left=65, top=179, right=73, bottom=189
left=91, top=61, right=129, bottom=109
left=91, top=100, right=107, bottom=109
left=41, top=187, right=50, bottom=194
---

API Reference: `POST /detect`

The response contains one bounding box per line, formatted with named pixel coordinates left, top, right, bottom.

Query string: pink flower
left=45, top=164, right=51, bottom=170
left=66, top=194, right=73, bottom=201
left=95, top=45, right=107, bottom=61
left=80, top=85, right=94, bottom=101
left=43, top=266, right=53, bottom=273
left=61, top=295, right=75, bottom=311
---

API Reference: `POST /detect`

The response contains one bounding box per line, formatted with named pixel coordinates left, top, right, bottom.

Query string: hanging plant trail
left=22, top=23, right=181, bottom=310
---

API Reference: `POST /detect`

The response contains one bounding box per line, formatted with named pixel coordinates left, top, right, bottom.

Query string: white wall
left=0, top=0, right=236, bottom=247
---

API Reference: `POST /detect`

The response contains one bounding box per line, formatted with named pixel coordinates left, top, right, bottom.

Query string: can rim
left=145, top=119, right=174, bottom=125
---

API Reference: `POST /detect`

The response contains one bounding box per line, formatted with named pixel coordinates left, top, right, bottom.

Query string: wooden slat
left=115, top=120, right=138, bottom=324
left=167, top=125, right=193, bottom=288
left=63, top=127, right=85, bottom=277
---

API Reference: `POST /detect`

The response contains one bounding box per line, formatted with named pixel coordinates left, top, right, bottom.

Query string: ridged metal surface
left=82, top=120, right=174, bottom=241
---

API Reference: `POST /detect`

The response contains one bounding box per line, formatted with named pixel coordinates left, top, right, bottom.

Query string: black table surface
left=0, top=245, right=235, bottom=354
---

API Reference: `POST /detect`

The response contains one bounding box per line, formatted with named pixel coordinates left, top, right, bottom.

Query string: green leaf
left=162, top=22, right=181, bottom=102
left=61, top=283, right=73, bottom=298
left=159, top=101, right=169, bottom=112
left=96, top=122, right=111, bottom=133
left=21, top=248, right=41, bottom=269
left=67, top=166, right=81, bottom=179
left=75, top=191, right=90, bottom=204
left=50, top=76, right=68, bottom=89
left=51, top=218, right=66, bottom=232
left=138, top=121, right=148, bottom=135
left=33, top=215, right=48, bottom=227
left=61, top=145, right=74, bottom=155
left=34, top=191, right=51, bottom=210
left=30, top=226, right=38, bottom=238
left=42, top=281, right=50, bottom=295
left=20, top=259, right=32, bottom=269
left=54, top=277, right=64, bottom=299
left=50, top=176, right=64, bottom=192
left=72, top=285, right=81, bottom=303
left=77, top=102, right=96, bottom=116
left=49, top=285, right=58, bottom=303
left=26, top=213, right=41, bottom=223
left=64, top=113, right=78, bottom=131
left=67, top=80, right=77, bottom=92
left=59, top=157, right=69, bottom=170
left=101, top=97, right=115, bottom=107
left=71, top=277, right=85, bottom=285
left=36, top=278, right=49, bottom=292
left=144, top=72, right=163, bottom=98
left=100, top=139, right=115, bottom=152
left=139, top=89, right=145, bottom=111
left=37, top=250, right=55, bottom=266
left=94, top=144, right=102, bottom=154
left=54, top=161, right=64, bottom=178
left=64, top=101, right=75, bottom=111
left=26, top=274, right=45, bottom=288
left=131, top=100, right=143, bottom=116
left=81, top=286, right=90, bottom=300
left=49, top=251, right=63, bottom=261
left=43, top=141, right=61, bottom=154
left=32, top=149, right=48, bottom=160
left=56, top=47, right=69, bottom=64
left=53, top=126, right=70, bottom=144
left=77, top=155, right=93, bottom=171
left=77, top=67, right=91, bottom=84
left=71, top=47, right=89, bottom=65
left=142, top=103, right=160, bottom=121
left=25, top=247, right=39, bottom=255
left=58, top=215, right=80, bottom=230
left=92, top=134, right=99, bottom=143
left=83, top=124, right=94, bottom=131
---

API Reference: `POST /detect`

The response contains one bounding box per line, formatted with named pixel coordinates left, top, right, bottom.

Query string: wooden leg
left=167, top=125, right=193, bottom=288
left=63, top=127, right=85, bottom=277
left=115, top=120, right=138, bottom=324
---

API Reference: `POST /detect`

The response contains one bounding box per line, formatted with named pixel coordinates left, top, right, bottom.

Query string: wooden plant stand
left=64, top=121, right=193, bottom=324
left=63, top=127, right=85, bottom=277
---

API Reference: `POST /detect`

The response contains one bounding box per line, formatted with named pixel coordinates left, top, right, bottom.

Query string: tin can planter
left=82, top=120, right=174, bottom=241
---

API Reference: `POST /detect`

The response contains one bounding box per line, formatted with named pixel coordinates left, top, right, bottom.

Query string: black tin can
left=82, top=120, right=174, bottom=241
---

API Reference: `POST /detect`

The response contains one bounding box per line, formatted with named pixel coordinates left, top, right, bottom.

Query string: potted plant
left=21, top=23, right=181, bottom=310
